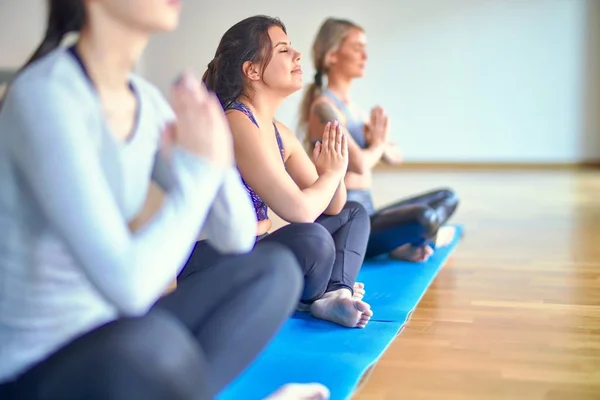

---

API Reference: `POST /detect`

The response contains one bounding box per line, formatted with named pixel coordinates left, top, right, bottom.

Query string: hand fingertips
left=331, top=120, right=339, bottom=145
left=323, top=122, right=330, bottom=140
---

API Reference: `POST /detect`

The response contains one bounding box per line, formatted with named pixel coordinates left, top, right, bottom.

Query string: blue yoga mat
left=218, top=225, right=463, bottom=400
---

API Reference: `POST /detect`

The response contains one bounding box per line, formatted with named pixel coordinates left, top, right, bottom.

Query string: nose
left=294, top=48, right=302, bottom=62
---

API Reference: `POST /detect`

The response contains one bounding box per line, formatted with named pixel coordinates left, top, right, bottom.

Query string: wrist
left=371, top=138, right=385, bottom=148
left=319, top=169, right=344, bottom=181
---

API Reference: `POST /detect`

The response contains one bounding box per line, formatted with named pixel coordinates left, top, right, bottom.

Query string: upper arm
left=227, top=111, right=310, bottom=222
left=308, top=98, right=366, bottom=174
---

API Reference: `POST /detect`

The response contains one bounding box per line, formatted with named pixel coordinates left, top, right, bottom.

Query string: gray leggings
left=183, top=201, right=371, bottom=304
left=0, top=243, right=302, bottom=400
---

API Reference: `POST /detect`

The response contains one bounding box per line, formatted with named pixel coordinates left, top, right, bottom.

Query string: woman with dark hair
left=0, top=1, right=328, bottom=399
left=300, top=18, right=460, bottom=263
left=194, top=15, right=373, bottom=329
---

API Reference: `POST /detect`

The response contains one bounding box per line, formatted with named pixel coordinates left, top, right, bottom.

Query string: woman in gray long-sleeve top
left=0, top=1, right=329, bottom=399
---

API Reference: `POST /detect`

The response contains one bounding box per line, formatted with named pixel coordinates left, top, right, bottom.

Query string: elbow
left=115, top=292, right=154, bottom=317
left=324, top=203, right=344, bottom=216
left=283, top=202, right=318, bottom=224
left=210, top=233, right=255, bottom=255
left=207, top=214, right=257, bottom=254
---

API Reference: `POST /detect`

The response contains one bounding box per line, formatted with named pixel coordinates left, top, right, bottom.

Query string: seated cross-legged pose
left=0, top=1, right=329, bottom=399
left=301, top=17, right=460, bottom=263
left=188, top=15, right=373, bottom=329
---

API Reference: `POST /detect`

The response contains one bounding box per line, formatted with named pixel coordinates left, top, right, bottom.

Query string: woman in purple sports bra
left=186, top=15, right=374, bottom=329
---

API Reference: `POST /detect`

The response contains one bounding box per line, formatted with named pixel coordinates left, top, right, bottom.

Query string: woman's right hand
left=365, top=106, right=388, bottom=145
left=169, top=72, right=233, bottom=167
left=312, top=120, right=348, bottom=178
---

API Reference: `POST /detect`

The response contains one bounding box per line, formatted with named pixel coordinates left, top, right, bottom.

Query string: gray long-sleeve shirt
left=0, top=48, right=257, bottom=382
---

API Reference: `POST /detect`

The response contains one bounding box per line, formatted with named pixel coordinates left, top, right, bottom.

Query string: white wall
left=0, top=0, right=46, bottom=69
left=583, top=0, right=600, bottom=163
left=0, top=0, right=150, bottom=77
left=0, top=0, right=597, bottom=163
left=143, top=0, right=599, bottom=163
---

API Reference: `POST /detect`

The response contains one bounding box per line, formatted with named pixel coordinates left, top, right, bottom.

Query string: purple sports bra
left=226, top=101, right=285, bottom=221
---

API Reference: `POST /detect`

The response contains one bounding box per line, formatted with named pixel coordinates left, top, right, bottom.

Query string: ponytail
left=298, top=70, right=324, bottom=149
left=202, top=57, right=223, bottom=104
left=22, top=0, right=85, bottom=71
left=0, top=0, right=84, bottom=111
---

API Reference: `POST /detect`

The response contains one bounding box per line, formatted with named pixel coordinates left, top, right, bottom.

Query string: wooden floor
left=352, top=169, right=600, bottom=400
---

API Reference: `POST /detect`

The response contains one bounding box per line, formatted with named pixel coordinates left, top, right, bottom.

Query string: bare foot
left=389, top=243, right=434, bottom=262
left=265, top=383, right=330, bottom=399
left=435, top=226, right=456, bottom=247
left=310, top=289, right=373, bottom=328
left=353, top=282, right=365, bottom=300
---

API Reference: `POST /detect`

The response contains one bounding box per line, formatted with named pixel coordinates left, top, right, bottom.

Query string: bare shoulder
left=274, top=120, right=303, bottom=157
left=273, top=120, right=295, bottom=138
left=310, top=95, right=345, bottom=125
left=225, top=109, right=261, bottom=139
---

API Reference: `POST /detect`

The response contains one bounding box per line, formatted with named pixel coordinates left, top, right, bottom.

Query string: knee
left=417, top=207, right=442, bottom=237
left=107, top=311, right=208, bottom=398
left=249, top=242, right=304, bottom=302
left=114, top=312, right=201, bottom=372
left=439, top=187, right=460, bottom=207
left=296, top=223, right=336, bottom=264
left=345, top=200, right=369, bottom=218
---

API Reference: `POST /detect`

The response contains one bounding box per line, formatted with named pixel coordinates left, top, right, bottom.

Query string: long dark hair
left=0, top=1, right=84, bottom=108
left=22, top=0, right=85, bottom=71
left=202, top=15, right=286, bottom=109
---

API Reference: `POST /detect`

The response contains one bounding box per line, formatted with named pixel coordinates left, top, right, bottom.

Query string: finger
left=195, top=80, right=210, bottom=103
left=374, top=108, right=383, bottom=127
left=178, top=71, right=200, bottom=92
left=171, top=73, right=204, bottom=114
left=161, top=122, right=176, bottom=147
left=312, top=141, right=321, bottom=161
left=206, top=92, right=225, bottom=115
left=335, top=123, right=342, bottom=154
left=370, top=109, right=377, bottom=125
left=329, top=120, right=338, bottom=153
left=341, top=131, right=348, bottom=158
left=203, top=93, right=228, bottom=129
left=321, top=122, right=331, bottom=152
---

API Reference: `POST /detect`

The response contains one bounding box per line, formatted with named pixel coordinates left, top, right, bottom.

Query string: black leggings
left=0, top=243, right=302, bottom=400
left=182, top=201, right=371, bottom=304
left=348, top=188, right=459, bottom=258
left=260, top=201, right=370, bottom=302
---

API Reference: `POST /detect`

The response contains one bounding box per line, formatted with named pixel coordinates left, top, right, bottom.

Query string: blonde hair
left=298, top=18, right=363, bottom=132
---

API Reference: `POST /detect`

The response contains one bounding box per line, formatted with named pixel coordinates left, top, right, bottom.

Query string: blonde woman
left=300, top=18, right=459, bottom=263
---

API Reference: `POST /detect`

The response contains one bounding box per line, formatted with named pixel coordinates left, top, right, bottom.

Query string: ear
left=325, top=49, right=339, bottom=68
left=242, top=60, right=261, bottom=81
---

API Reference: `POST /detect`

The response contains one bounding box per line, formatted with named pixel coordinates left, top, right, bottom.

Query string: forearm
left=297, top=171, right=343, bottom=221
left=363, top=141, right=387, bottom=168
left=203, top=168, right=257, bottom=254
left=324, top=180, right=347, bottom=215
